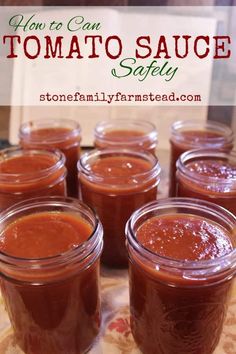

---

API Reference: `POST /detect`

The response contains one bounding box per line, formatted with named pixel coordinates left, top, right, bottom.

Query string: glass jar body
left=19, top=119, right=81, bottom=197
left=0, top=197, right=103, bottom=354
left=169, top=120, right=234, bottom=197
left=129, top=259, right=232, bottom=354
left=176, top=150, right=236, bottom=215
left=1, top=260, right=100, bottom=354
left=94, top=119, right=158, bottom=155
left=126, top=198, right=236, bottom=354
left=78, top=149, right=161, bottom=268
left=0, top=148, right=67, bottom=212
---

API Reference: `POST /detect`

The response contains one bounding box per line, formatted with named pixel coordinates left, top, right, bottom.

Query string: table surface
left=0, top=150, right=236, bottom=353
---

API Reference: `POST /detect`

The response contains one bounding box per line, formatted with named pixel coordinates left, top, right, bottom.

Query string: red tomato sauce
left=20, top=127, right=80, bottom=197
left=137, top=214, right=233, bottom=261
left=0, top=211, right=100, bottom=354
left=170, top=129, right=231, bottom=196
left=1, top=212, right=92, bottom=258
left=95, top=129, right=157, bottom=154
left=0, top=151, right=66, bottom=211
left=0, top=154, right=56, bottom=174
left=79, top=154, right=159, bottom=267
left=177, top=158, right=236, bottom=215
left=130, top=213, right=234, bottom=354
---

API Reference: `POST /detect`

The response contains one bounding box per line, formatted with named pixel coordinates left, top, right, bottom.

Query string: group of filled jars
left=0, top=118, right=236, bottom=354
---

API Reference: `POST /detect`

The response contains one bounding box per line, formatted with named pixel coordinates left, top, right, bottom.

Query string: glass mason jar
left=0, top=196, right=103, bottom=354
left=0, top=147, right=67, bottom=211
left=169, top=120, right=234, bottom=197
left=19, top=118, right=81, bottom=198
left=176, top=149, right=236, bottom=215
left=78, top=149, right=161, bottom=268
left=126, top=198, right=236, bottom=354
left=94, top=119, right=158, bottom=154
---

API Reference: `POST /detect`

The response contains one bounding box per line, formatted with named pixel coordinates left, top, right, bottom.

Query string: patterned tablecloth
left=0, top=150, right=236, bottom=353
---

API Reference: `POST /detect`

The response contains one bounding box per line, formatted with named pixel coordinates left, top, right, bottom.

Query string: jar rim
left=177, top=149, right=236, bottom=188
left=126, top=198, right=236, bottom=274
left=77, top=148, right=161, bottom=187
left=0, top=196, right=103, bottom=267
left=171, top=120, right=234, bottom=147
left=0, top=147, right=66, bottom=183
left=19, top=118, right=81, bottom=144
left=94, top=119, right=158, bottom=145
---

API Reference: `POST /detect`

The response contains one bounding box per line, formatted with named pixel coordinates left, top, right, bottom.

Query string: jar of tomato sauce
left=0, top=196, right=103, bottom=354
left=176, top=149, right=236, bottom=215
left=94, top=119, right=158, bottom=154
left=0, top=147, right=67, bottom=211
left=169, top=120, right=234, bottom=197
left=19, top=118, right=81, bottom=197
left=126, top=198, right=236, bottom=354
left=78, top=149, right=161, bottom=268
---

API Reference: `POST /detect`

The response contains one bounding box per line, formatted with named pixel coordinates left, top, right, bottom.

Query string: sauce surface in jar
left=28, top=127, right=71, bottom=142
left=1, top=212, right=91, bottom=258
left=186, top=159, right=236, bottom=179
left=94, top=119, right=158, bottom=154
left=180, top=130, right=223, bottom=141
left=128, top=209, right=235, bottom=354
left=79, top=150, right=160, bottom=267
left=90, top=155, right=152, bottom=183
left=103, top=129, right=145, bottom=139
left=137, top=214, right=233, bottom=261
left=177, top=151, right=236, bottom=215
left=0, top=149, right=66, bottom=211
left=20, top=120, right=81, bottom=197
left=169, top=121, right=234, bottom=197
left=0, top=210, right=101, bottom=354
left=0, top=154, right=56, bottom=174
